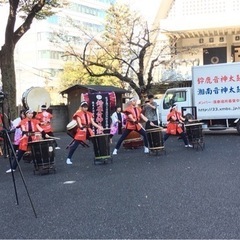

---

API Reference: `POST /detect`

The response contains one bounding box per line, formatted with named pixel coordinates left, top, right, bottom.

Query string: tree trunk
left=0, top=44, right=17, bottom=123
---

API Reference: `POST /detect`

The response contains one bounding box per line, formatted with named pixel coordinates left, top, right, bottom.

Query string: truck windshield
left=163, top=91, right=186, bottom=109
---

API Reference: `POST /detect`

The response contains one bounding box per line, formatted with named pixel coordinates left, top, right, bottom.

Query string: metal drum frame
left=146, top=128, right=166, bottom=155
left=29, top=139, right=56, bottom=175
left=90, top=134, right=112, bottom=164
left=185, top=123, right=205, bottom=151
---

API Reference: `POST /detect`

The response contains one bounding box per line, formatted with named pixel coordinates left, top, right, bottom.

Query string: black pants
left=115, top=128, right=148, bottom=149
left=164, top=132, right=188, bottom=145
left=11, top=149, right=25, bottom=170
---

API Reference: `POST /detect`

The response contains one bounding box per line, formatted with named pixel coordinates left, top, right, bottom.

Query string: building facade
left=9, top=0, right=116, bottom=105
left=151, top=0, right=240, bottom=83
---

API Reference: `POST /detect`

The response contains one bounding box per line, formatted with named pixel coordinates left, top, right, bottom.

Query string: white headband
left=80, top=101, right=88, bottom=107
left=130, top=97, right=138, bottom=102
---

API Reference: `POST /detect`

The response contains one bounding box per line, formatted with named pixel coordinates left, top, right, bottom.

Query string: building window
left=219, top=37, right=224, bottom=42
left=209, top=37, right=214, bottom=43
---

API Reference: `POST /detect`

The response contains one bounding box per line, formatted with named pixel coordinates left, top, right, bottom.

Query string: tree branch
left=13, top=0, right=46, bottom=44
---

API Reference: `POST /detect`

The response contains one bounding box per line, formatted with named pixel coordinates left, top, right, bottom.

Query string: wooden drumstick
left=45, top=134, right=61, bottom=140
left=66, top=139, right=75, bottom=149
left=137, top=122, right=145, bottom=131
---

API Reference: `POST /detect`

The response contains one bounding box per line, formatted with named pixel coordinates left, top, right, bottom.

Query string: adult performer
left=109, top=106, right=126, bottom=143
left=112, top=97, right=155, bottom=155
left=66, top=101, right=104, bottom=165
left=142, top=94, right=158, bottom=129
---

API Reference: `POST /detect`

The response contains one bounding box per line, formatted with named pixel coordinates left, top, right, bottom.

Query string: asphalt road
left=1, top=130, right=240, bottom=239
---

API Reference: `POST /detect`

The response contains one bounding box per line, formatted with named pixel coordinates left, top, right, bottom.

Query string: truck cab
left=160, top=87, right=192, bottom=127
left=160, top=86, right=240, bottom=133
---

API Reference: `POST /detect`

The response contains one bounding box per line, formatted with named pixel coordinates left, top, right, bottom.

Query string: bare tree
left=79, top=4, right=178, bottom=100
left=59, top=4, right=182, bottom=100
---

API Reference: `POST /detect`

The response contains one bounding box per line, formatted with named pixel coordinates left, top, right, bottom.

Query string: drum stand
left=149, top=147, right=166, bottom=156
left=2, top=128, right=37, bottom=218
left=146, top=127, right=166, bottom=156
left=185, top=123, right=205, bottom=151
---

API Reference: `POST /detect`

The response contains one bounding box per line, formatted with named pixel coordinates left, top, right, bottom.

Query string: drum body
left=90, top=134, right=111, bottom=163
left=22, top=87, right=51, bottom=112
left=66, top=120, right=78, bottom=138
left=146, top=128, right=164, bottom=150
left=29, top=139, right=55, bottom=174
left=125, top=130, right=141, bottom=140
left=123, top=130, right=144, bottom=149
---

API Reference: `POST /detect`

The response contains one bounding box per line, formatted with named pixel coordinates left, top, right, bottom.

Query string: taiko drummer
left=163, top=104, right=193, bottom=148
left=35, top=104, right=60, bottom=150
left=66, top=101, right=103, bottom=165
left=112, top=97, right=155, bottom=155
left=6, top=109, right=47, bottom=173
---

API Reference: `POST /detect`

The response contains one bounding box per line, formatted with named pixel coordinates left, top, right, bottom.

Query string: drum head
left=66, top=120, right=77, bottom=130
left=22, top=87, right=51, bottom=112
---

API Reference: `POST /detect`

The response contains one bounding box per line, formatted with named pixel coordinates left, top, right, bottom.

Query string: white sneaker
left=144, top=147, right=149, bottom=153
left=6, top=169, right=15, bottom=173
left=185, top=144, right=193, bottom=148
left=55, top=147, right=61, bottom=150
left=66, top=158, right=72, bottom=164
left=112, top=149, right=118, bottom=155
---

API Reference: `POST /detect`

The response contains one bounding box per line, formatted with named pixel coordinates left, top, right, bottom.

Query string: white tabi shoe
left=144, top=147, right=149, bottom=153
left=66, top=158, right=73, bottom=164
left=112, top=149, right=118, bottom=155
left=6, top=169, right=16, bottom=173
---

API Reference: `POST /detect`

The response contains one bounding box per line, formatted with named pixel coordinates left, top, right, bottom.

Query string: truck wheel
left=236, top=121, right=240, bottom=134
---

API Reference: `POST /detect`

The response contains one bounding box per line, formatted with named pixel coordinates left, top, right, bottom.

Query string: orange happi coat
left=35, top=111, right=53, bottom=132
left=73, top=110, right=94, bottom=141
left=19, top=118, right=41, bottom=151
left=166, top=110, right=184, bottom=135
left=124, top=105, right=142, bottom=131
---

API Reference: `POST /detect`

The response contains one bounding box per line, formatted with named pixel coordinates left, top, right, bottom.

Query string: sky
left=117, top=0, right=162, bottom=25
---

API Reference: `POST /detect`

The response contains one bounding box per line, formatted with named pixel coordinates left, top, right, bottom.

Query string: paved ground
left=1, top=130, right=240, bottom=239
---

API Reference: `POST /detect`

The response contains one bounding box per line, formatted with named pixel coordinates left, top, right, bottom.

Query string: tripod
left=0, top=95, right=37, bottom=218
left=2, top=127, right=37, bottom=218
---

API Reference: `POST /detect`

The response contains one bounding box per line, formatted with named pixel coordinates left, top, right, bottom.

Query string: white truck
left=159, top=62, right=240, bottom=133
